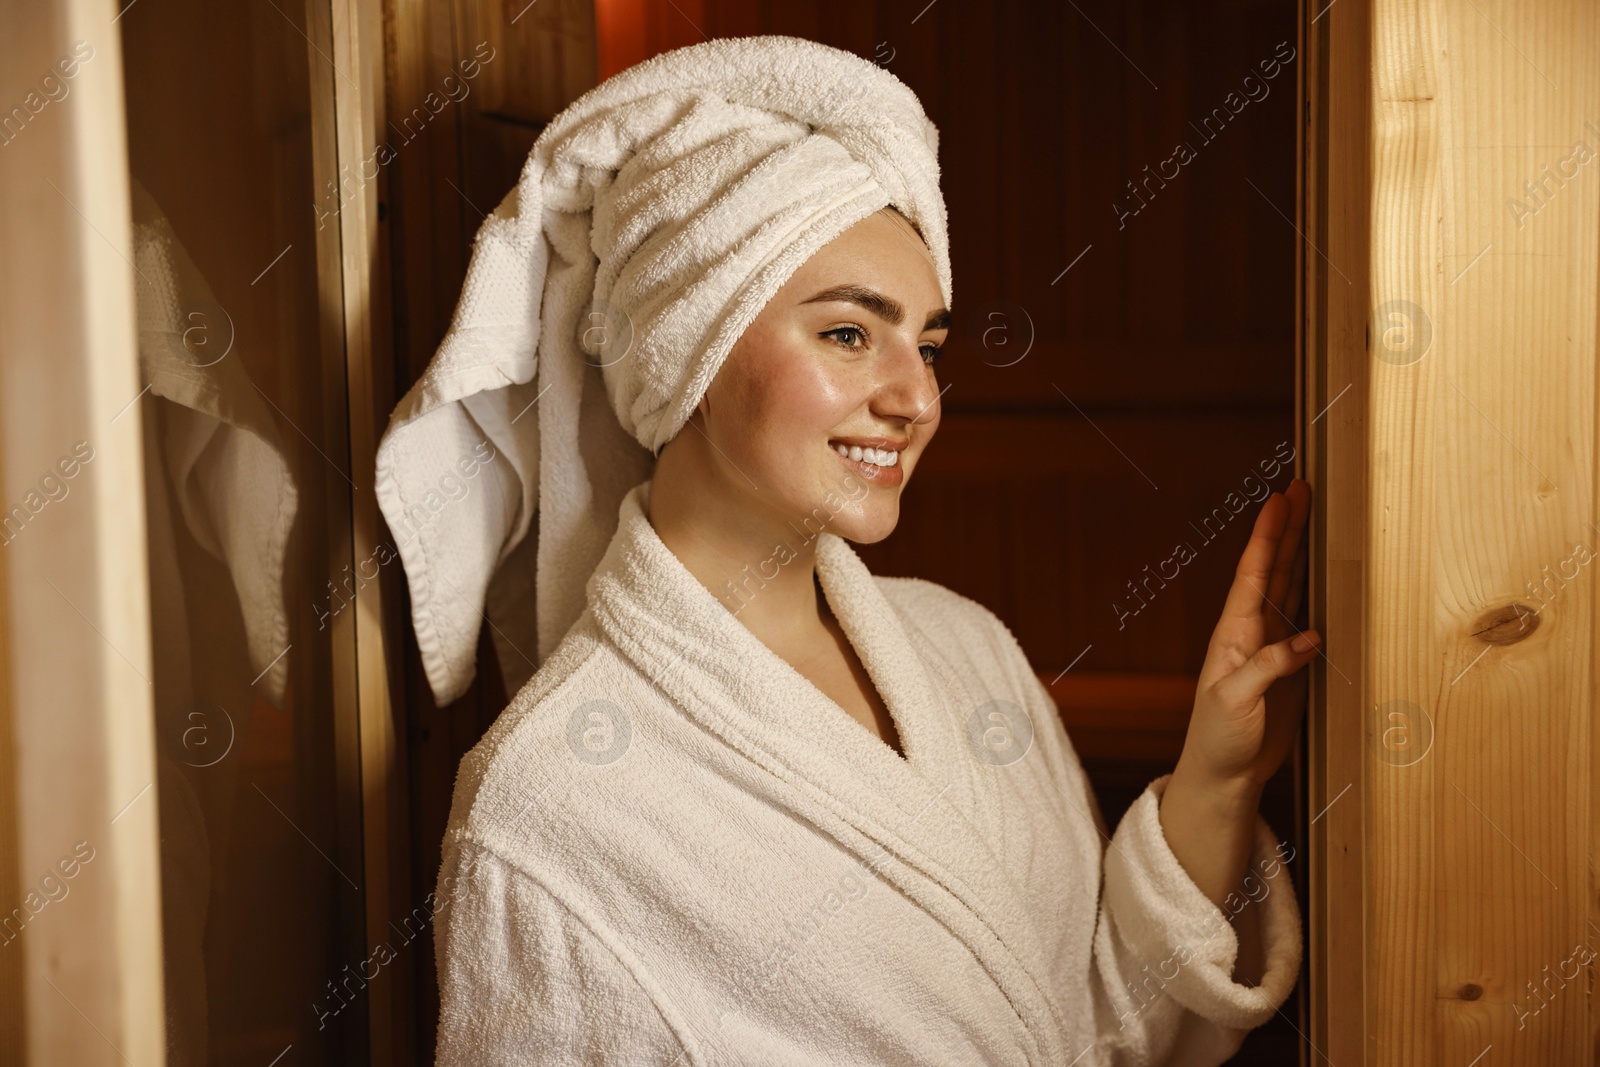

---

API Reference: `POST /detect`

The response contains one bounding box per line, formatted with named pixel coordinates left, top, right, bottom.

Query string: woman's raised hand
left=1157, top=478, right=1315, bottom=915
left=1177, top=478, right=1318, bottom=795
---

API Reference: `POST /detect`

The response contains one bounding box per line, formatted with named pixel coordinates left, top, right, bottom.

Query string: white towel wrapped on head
left=374, top=35, right=952, bottom=707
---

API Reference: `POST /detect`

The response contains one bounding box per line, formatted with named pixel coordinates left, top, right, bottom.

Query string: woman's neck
left=647, top=472, right=833, bottom=648
left=644, top=442, right=900, bottom=751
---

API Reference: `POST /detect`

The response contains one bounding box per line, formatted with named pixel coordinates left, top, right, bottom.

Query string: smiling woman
left=12, top=0, right=1600, bottom=1060
left=371, top=34, right=1313, bottom=1066
left=649, top=208, right=951, bottom=752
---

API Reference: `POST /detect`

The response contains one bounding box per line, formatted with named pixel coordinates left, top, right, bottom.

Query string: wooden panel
left=1368, top=0, right=1599, bottom=1061
left=0, top=1, right=167, bottom=1062
left=0, top=465, right=17, bottom=1060
left=479, top=0, right=597, bottom=121
left=1305, top=0, right=1372, bottom=1062
left=1311, top=0, right=1600, bottom=1062
left=328, top=0, right=413, bottom=1061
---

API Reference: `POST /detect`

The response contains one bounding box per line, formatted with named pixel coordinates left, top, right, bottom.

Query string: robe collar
left=584, top=481, right=1069, bottom=1062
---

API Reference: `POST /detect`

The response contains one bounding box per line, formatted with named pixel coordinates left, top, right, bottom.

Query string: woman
left=377, top=35, right=1314, bottom=1066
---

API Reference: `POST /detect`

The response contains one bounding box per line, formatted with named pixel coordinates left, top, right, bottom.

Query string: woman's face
left=679, top=208, right=948, bottom=545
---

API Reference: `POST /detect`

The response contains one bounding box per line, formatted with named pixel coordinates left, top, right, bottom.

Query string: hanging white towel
left=373, top=35, right=951, bottom=706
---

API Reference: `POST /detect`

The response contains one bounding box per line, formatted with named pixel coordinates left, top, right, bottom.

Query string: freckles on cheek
left=760, top=355, right=852, bottom=441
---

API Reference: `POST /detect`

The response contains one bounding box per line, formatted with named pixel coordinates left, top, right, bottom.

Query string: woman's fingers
left=1215, top=628, right=1322, bottom=711
left=1283, top=524, right=1309, bottom=624
left=1213, top=491, right=1290, bottom=637
left=1265, top=480, right=1311, bottom=615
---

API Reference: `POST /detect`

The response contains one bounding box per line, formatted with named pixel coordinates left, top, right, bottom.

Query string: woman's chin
left=826, top=506, right=901, bottom=546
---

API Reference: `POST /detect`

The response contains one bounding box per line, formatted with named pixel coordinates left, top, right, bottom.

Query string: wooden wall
left=1310, top=0, right=1600, bottom=1063
left=379, top=0, right=1304, bottom=1060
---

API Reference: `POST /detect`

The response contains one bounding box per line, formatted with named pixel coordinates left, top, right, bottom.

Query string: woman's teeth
left=833, top=443, right=899, bottom=467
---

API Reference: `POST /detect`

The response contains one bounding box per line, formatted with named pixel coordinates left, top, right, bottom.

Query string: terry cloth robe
left=433, top=482, right=1303, bottom=1066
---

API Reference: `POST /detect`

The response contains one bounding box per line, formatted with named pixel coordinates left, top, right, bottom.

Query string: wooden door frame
left=1303, top=0, right=1371, bottom=1061
left=320, top=0, right=408, bottom=1060
left=0, top=1, right=168, bottom=1061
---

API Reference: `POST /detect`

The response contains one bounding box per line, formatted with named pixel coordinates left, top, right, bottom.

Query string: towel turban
left=375, top=35, right=952, bottom=706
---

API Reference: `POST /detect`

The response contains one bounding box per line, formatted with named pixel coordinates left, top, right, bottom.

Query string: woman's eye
left=821, top=326, right=941, bottom=364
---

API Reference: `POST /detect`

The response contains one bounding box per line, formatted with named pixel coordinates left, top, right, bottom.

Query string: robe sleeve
left=433, top=837, right=685, bottom=1066
left=1083, top=772, right=1303, bottom=1066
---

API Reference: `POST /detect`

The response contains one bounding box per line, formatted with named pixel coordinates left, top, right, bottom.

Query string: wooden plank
left=294, top=0, right=378, bottom=1062
left=1306, top=0, right=1373, bottom=1061
left=0, top=1, right=167, bottom=1062
left=1289, top=4, right=1309, bottom=1059
left=477, top=0, right=596, bottom=119
left=0, top=459, right=18, bottom=1062
left=327, top=0, right=413, bottom=1060
left=1348, top=0, right=1600, bottom=1062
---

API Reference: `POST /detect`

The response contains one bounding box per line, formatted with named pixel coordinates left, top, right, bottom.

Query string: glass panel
left=118, top=2, right=366, bottom=1063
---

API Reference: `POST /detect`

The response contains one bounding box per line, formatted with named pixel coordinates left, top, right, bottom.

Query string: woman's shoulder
left=443, top=613, right=641, bottom=846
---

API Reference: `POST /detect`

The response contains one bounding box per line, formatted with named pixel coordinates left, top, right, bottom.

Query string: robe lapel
left=585, top=483, right=1069, bottom=1063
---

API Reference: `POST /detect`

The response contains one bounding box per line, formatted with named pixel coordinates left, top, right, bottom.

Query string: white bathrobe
left=433, top=482, right=1302, bottom=1066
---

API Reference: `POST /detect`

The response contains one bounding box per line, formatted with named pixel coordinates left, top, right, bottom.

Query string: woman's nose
left=874, top=336, right=943, bottom=427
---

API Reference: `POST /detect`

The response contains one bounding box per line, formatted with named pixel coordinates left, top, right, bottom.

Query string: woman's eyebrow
left=802, top=284, right=950, bottom=332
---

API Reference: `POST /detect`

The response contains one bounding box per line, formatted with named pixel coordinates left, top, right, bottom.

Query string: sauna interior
left=9, top=0, right=1593, bottom=1063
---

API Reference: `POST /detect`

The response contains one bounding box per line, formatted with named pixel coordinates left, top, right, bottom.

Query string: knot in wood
left=1471, top=602, right=1539, bottom=645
